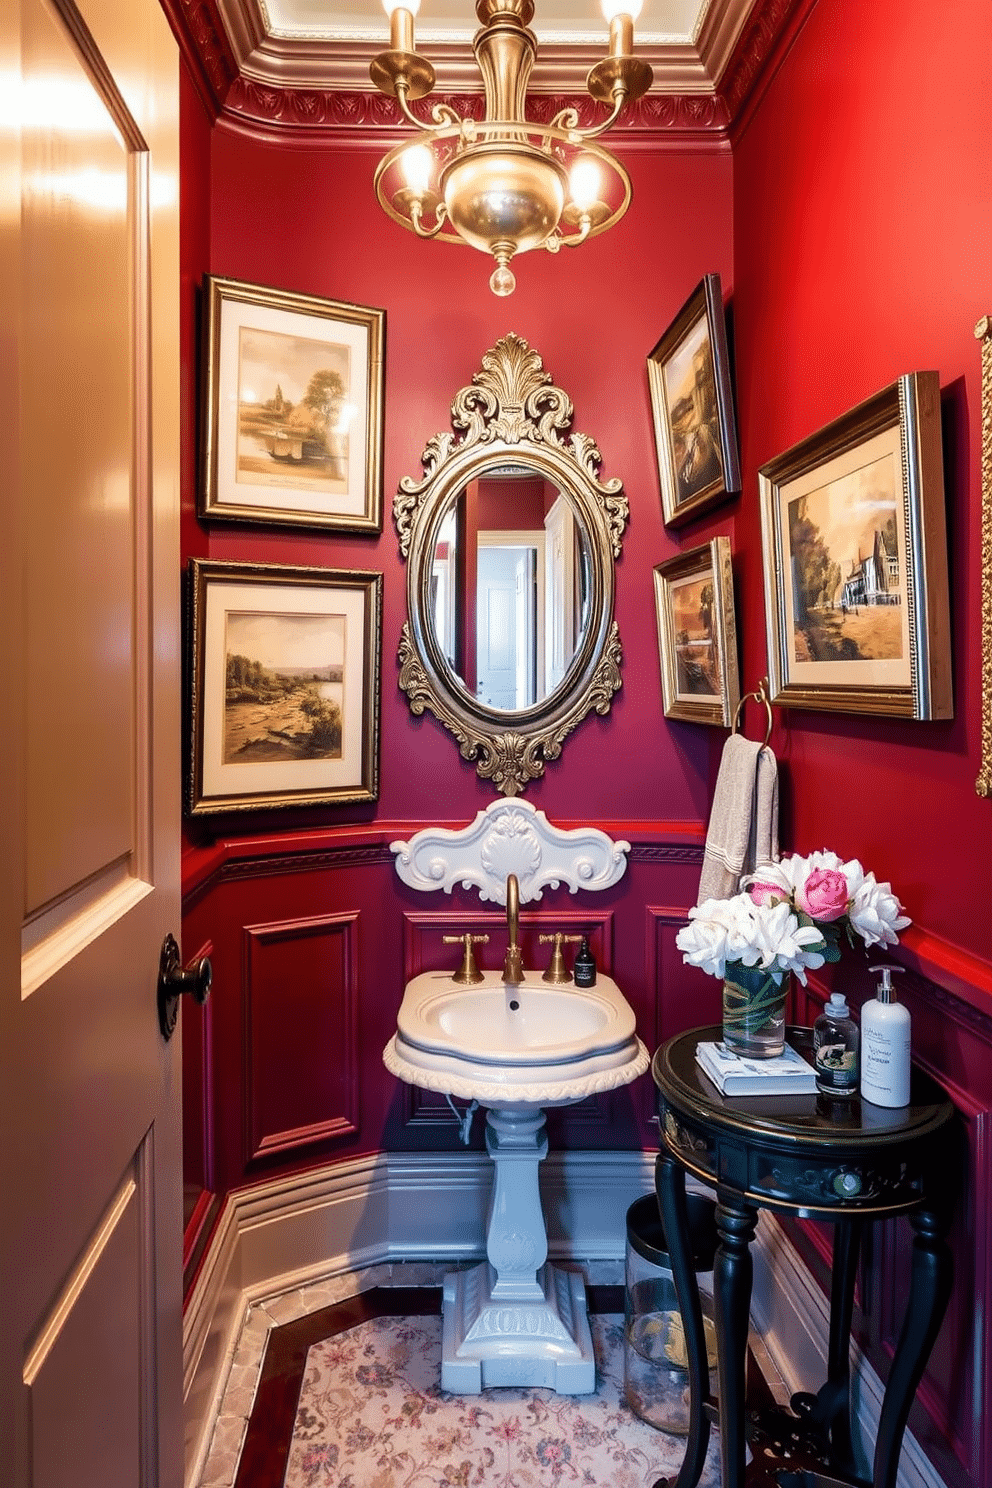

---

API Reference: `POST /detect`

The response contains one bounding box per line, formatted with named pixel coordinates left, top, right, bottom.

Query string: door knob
left=157, top=932, right=212, bottom=1041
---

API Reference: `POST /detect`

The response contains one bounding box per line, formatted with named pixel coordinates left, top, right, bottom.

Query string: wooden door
left=0, top=0, right=183, bottom=1482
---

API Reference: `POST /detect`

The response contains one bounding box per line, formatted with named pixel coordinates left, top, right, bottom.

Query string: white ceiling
left=215, top=0, right=759, bottom=98
left=262, top=0, right=705, bottom=45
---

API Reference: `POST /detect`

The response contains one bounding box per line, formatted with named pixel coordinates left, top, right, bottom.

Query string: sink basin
left=384, top=970, right=649, bottom=1107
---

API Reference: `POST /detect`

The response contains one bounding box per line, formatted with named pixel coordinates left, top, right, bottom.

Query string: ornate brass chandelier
left=369, top=0, right=653, bottom=295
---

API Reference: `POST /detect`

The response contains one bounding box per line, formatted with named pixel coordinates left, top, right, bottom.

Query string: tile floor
left=194, top=1259, right=790, bottom=1488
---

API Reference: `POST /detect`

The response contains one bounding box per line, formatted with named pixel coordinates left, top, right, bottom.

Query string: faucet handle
left=443, top=932, right=489, bottom=984
left=539, top=932, right=581, bottom=984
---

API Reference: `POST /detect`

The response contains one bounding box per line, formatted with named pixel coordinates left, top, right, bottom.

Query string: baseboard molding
left=184, top=1151, right=945, bottom=1488
left=183, top=1148, right=655, bottom=1483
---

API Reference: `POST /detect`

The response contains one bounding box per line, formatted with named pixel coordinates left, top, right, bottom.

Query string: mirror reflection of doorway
left=426, top=471, right=590, bottom=711
left=476, top=533, right=545, bottom=709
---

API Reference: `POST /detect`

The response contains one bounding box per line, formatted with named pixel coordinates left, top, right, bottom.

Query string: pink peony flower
left=748, top=880, right=788, bottom=908
left=795, top=867, right=849, bottom=922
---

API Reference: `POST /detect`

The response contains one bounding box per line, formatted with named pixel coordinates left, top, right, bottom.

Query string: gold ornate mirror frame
left=394, top=334, right=629, bottom=795
left=976, top=313, right=992, bottom=796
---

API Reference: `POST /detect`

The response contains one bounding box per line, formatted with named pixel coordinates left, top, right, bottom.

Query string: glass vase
left=722, top=963, right=786, bottom=1058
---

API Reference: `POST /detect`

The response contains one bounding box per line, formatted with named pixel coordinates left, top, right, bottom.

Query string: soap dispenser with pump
left=860, top=965, right=911, bottom=1108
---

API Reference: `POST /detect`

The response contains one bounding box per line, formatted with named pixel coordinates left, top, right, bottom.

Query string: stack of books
left=695, top=1040, right=816, bottom=1096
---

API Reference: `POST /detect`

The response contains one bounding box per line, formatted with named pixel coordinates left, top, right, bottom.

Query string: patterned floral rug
left=284, top=1312, right=722, bottom=1488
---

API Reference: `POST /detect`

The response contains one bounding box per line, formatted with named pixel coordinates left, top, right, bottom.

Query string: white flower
left=848, top=873, right=911, bottom=947
left=676, top=892, right=827, bottom=985
left=749, top=899, right=827, bottom=983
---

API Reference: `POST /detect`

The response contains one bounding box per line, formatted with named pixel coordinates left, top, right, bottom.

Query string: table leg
left=789, top=1217, right=861, bottom=1473
left=654, top=1151, right=712, bottom=1488
left=872, top=1204, right=953, bottom=1488
left=712, top=1188, right=759, bottom=1488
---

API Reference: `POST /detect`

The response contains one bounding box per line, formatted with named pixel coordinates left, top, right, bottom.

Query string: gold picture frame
left=758, top=373, right=952, bottom=719
left=653, top=537, right=740, bottom=726
left=199, top=276, right=385, bottom=533
left=976, top=316, right=992, bottom=795
left=186, top=559, right=382, bottom=815
left=646, top=274, right=741, bottom=529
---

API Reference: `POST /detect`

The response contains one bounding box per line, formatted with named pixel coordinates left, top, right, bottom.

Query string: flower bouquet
left=677, top=850, right=910, bottom=1057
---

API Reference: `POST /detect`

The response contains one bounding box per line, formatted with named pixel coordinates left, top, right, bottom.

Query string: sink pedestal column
left=441, top=1106, right=596, bottom=1393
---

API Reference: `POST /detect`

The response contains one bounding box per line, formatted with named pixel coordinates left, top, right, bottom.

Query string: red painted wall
left=178, top=22, right=992, bottom=1478
left=198, top=135, right=734, bottom=827
left=178, top=87, right=736, bottom=1274
left=732, top=6, right=991, bottom=1483
left=731, top=0, right=991, bottom=962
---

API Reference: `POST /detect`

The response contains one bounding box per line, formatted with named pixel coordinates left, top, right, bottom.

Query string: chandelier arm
left=548, top=106, right=579, bottom=132
left=566, top=91, right=626, bottom=141
left=554, top=214, right=592, bottom=250
left=394, top=81, right=435, bottom=132
left=410, top=199, right=449, bottom=239
left=430, top=102, right=464, bottom=128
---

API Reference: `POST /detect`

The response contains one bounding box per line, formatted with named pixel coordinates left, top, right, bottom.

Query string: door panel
left=25, top=1150, right=148, bottom=1488
left=22, top=0, right=136, bottom=913
left=1, top=0, right=182, bottom=1481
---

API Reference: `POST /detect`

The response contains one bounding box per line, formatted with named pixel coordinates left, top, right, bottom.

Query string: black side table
left=651, top=1026, right=957, bottom=1488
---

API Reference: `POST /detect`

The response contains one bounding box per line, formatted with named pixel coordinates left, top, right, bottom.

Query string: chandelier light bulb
left=600, top=0, right=642, bottom=20
left=568, top=156, right=602, bottom=212
left=490, top=262, right=516, bottom=297
left=382, top=0, right=420, bottom=15
left=400, top=142, right=434, bottom=194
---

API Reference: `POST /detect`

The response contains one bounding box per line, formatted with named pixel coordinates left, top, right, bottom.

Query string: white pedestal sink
left=383, top=969, right=649, bottom=1393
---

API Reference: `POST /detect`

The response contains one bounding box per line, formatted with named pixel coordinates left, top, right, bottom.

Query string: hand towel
left=697, top=735, right=779, bottom=905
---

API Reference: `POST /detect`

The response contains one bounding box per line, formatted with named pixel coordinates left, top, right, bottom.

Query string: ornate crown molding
left=167, top=0, right=795, bottom=140
left=217, top=80, right=731, bottom=142
left=720, top=0, right=814, bottom=130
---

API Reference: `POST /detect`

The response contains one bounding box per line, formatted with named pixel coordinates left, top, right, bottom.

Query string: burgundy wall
left=731, top=4, right=991, bottom=1484
left=178, top=75, right=736, bottom=1263
left=731, top=0, right=990, bottom=961
left=192, top=132, right=735, bottom=824
left=179, top=6, right=992, bottom=1479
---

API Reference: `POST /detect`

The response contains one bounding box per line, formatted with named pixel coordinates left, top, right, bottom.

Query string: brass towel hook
left=732, top=676, right=773, bottom=747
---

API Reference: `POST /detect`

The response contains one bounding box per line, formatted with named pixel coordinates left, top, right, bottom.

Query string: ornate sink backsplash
left=391, top=798, right=630, bottom=905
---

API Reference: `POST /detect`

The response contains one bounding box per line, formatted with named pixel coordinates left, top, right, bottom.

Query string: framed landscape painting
left=647, top=274, right=741, bottom=529
left=187, top=560, right=382, bottom=815
left=758, top=372, right=952, bottom=719
left=199, top=276, right=385, bottom=533
left=653, top=537, right=740, bottom=726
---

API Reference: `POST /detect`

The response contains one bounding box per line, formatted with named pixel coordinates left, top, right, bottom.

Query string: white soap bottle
left=860, top=965, right=911, bottom=1108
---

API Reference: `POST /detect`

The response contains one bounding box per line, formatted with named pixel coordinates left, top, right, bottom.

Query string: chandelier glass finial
left=370, top=0, right=653, bottom=294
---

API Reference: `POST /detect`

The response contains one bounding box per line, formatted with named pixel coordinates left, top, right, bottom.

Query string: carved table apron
left=651, top=1026, right=956, bottom=1488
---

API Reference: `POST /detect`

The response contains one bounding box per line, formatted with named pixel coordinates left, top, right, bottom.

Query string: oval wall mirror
left=394, top=333, right=629, bottom=795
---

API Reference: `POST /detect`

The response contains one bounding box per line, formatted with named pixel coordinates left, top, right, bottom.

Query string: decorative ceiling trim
left=162, top=0, right=238, bottom=114
left=723, top=0, right=816, bottom=140
left=164, top=0, right=800, bottom=141
left=217, top=79, right=731, bottom=144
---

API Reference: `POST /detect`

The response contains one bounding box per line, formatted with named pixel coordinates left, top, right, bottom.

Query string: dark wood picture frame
left=647, top=274, right=741, bottom=528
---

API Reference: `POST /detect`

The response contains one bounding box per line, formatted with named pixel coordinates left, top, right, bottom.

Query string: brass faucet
left=502, top=873, right=524, bottom=987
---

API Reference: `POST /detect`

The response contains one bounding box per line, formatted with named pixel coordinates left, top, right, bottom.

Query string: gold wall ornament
left=976, top=314, right=992, bottom=796
left=394, top=333, right=628, bottom=795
